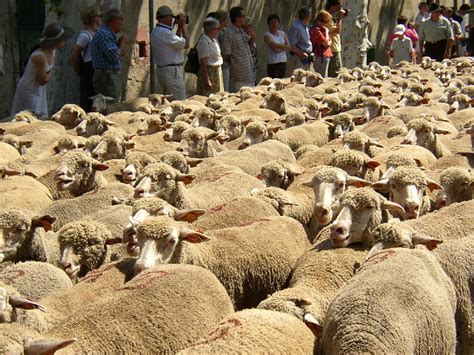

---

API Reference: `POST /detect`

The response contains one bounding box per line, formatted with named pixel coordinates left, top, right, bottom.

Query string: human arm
left=118, top=33, right=129, bottom=57
left=221, top=31, right=231, bottom=64
left=70, top=45, right=84, bottom=76
left=444, top=21, right=454, bottom=59
left=288, top=25, right=308, bottom=58
left=31, top=54, right=52, bottom=85
left=263, top=33, right=289, bottom=52
left=175, top=15, right=189, bottom=49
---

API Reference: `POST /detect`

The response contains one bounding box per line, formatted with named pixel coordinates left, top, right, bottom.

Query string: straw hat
left=39, top=23, right=74, bottom=49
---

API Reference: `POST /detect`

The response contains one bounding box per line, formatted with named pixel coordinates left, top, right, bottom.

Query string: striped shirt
left=91, top=26, right=120, bottom=71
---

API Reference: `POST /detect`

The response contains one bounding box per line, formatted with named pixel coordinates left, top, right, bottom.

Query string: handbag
left=184, top=46, right=200, bottom=75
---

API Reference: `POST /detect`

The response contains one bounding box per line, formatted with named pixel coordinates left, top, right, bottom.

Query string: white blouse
left=197, top=34, right=223, bottom=66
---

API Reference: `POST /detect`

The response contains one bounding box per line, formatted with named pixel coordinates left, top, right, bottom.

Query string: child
left=390, top=24, right=415, bottom=66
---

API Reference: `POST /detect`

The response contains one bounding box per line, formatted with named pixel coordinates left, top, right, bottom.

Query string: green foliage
left=44, top=0, right=64, bottom=17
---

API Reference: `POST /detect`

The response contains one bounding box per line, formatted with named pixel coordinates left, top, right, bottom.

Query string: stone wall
left=1, top=0, right=472, bottom=118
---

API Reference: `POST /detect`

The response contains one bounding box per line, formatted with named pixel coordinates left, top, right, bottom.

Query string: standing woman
left=263, top=14, right=290, bottom=79
left=310, top=11, right=333, bottom=78
left=10, top=23, right=73, bottom=118
left=71, top=6, right=101, bottom=112
left=197, top=17, right=224, bottom=96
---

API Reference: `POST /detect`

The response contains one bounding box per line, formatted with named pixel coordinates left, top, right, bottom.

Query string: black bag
left=184, top=46, right=200, bottom=75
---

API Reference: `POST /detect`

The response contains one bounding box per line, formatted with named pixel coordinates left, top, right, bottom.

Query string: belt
left=95, top=69, right=120, bottom=74
left=158, top=63, right=183, bottom=68
left=425, top=39, right=447, bottom=45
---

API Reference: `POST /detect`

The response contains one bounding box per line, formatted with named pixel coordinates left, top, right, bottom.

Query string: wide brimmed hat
left=394, top=24, right=406, bottom=36
left=156, top=5, right=174, bottom=17
left=39, top=23, right=74, bottom=49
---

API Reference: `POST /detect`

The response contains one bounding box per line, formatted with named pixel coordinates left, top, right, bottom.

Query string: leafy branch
left=44, top=0, right=64, bottom=17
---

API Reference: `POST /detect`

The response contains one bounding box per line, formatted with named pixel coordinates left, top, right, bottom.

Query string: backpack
left=184, top=35, right=210, bottom=75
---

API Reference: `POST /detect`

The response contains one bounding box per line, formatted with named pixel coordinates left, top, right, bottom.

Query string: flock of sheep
left=0, top=55, right=473, bottom=354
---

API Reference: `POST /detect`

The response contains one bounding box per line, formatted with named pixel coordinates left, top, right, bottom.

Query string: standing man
left=286, top=6, right=313, bottom=76
left=453, top=4, right=471, bottom=56
left=221, top=6, right=255, bottom=92
left=418, top=4, right=454, bottom=62
left=414, top=2, right=430, bottom=31
left=90, top=8, right=127, bottom=103
left=325, top=0, right=348, bottom=77
left=151, top=5, right=189, bottom=101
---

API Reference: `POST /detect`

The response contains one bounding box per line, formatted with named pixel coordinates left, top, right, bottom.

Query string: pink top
left=389, top=28, right=419, bottom=46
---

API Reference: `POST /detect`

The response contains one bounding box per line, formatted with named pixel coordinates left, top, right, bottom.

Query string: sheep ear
left=20, top=140, right=33, bottom=148
left=23, top=338, right=77, bottom=355
left=128, top=215, right=141, bottom=228
left=365, top=160, right=380, bottom=171
left=93, top=162, right=109, bottom=171
left=366, top=242, right=385, bottom=261
left=381, top=200, right=404, bottom=215
left=353, top=116, right=367, bottom=125
left=105, top=236, right=122, bottom=245
left=256, top=174, right=263, bottom=180
left=278, top=196, right=299, bottom=207
left=425, top=87, right=433, bottom=93
left=1, top=169, right=22, bottom=177
left=367, top=139, right=384, bottom=148
left=420, top=98, right=430, bottom=104
left=186, top=157, right=204, bottom=167
left=425, top=178, right=442, bottom=192
left=411, top=233, right=443, bottom=250
left=24, top=171, right=38, bottom=178
left=287, top=163, right=304, bottom=176
left=371, top=178, right=389, bottom=190
left=267, top=125, right=282, bottom=133
left=105, top=97, right=115, bottom=102
left=9, top=295, right=46, bottom=312
left=31, top=215, right=56, bottom=232
left=179, top=228, right=211, bottom=243
left=104, top=119, right=117, bottom=126
left=124, top=142, right=135, bottom=149
left=346, top=176, right=372, bottom=187
left=303, top=313, right=323, bottom=337
left=184, top=108, right=193, bottom=114
left=302, top=180, right=313, bottom=187
left=177, top=174, right=196, bottom=185
left=173, top=209, right=206, bottom=223
left=0, top=128, right=5, bottom=135
left=433, top=128, right=451, bottom=135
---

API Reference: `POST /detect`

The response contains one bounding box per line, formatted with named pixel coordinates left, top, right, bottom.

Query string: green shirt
left=419, top=16, right=454, bottom=43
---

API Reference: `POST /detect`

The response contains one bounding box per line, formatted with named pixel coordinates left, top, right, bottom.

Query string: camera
left=341, top=8, right=350, bottom=17
left=308, top=52, right=316, bottom=63
left=173, top=14, right=189, bottom=25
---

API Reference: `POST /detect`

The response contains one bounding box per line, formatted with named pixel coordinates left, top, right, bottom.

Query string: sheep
left=133, top=215, right=310, bottom=309
left=53, top=150, right=109, bottom=196
left=135, top=114, right=166, bottom=136
left=133, top=163, right=263, bottom=210
left=0, top=262, right=72, bottom=302
left=0, top=323, right=76, bottom=354
left=159, top=151, right=201, bottom=174
left=0, top=209, right=57, bottom=263
left=329, top=149, right=381, bottom=182
left=322, top=95, right=343, bottom=115
left=11, top=110, right=39, bottom=123
left=0, top=142, right=20, bottom=162
left=386, top=124, right=408, bottom=138
left=257, top=161, right=304, bottom=189
left=341, top=130, right=384, bottom=157
left=75, top=112, right=116, bottom=137
left=372, top=166, right=442, bottom=220
left=395, top=92, right=429, bottom=108
left=300, top=99, right=331, bottom=120
left=320, top=247, right=457, bottom=353
left=0, top=134, right=32, bottom=155
left=325, top=113, right=364, bottom=139
left=51, top=104, right=86, bottom=129
left=178, top=128, right=226, bottom=158
left=439, top=167, right=473, bottom=206
left=89, top=93, right=115, bottom=113
left=359, top=97, right=390, bottom=121
left=120, top=151, right=156, bottom=185
left=57, top=220, right=122, bottom=280
left=46, top=264, right=234, bottom=353
left=0, top=283, right=46, bottom=323
left=179, top=309, right=316, bottom=354
left=280, top=112, right=306, bottom=128
left=448, top=93, right=473, bottom=113
left=163, top=121, right=192, bottom=142
left=273, top=121, right=331, bottom=152
left=238, top=121, right=280, bottom=148
left=190, top=107, right=222, bottom=130
left=358, top=85, right=382, bottom=97
left=90, top=130, right=135, bottom=162
left=420, top=56, right=433, bottom=69
left=402, top=118, right=451, bottom=158
left=439, top=86, right=461, bottom=104
left=446, top=107, right=474, bottom=131
left=53, top=136, right=87, bottom=155
left=329, top=187, right=404, bottom=247
left=260, top=90, right=288, bottom=115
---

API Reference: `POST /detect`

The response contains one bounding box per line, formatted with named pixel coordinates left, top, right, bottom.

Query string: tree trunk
left=341, top=0, right=372, bottom=68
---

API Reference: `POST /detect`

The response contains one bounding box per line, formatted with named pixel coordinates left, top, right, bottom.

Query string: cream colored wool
left=47, top=265, right=234, bottom=353
left=0, top=142, right=20, bottom=161
left=136, top=215, right=309, bottom=309
left=193, top=196, right=280, bottom=231
left=282, top=112, right=306, bottom=128
left=0, top=208, right=30, bottom=230
left=55, top=136, right=86, bottom=154
left=321, top=248, right=457, bottom=354
left=51, top=104, right=85, bottom=129
left=180, top=128, right=221, bottom=158
left=125, top=151, right=156, bottom=173
left=12, top=110, right=39, bottom=123
left=92, top=130, right=131, bottom=161
left=0, top=261, right=72, bottom=302
left=386, top=152, right=418, bottom=168
left=0, top=175, right=53, bottom=214
left=389, top=166, right=426, bottom=188
left=179, top=309, right=315, bottom=354
left=250, top=187, right=298, bottom=215
left=263, top=91, right=287, bottom=115
left=259, top=161, right=302, bottom=189
left=40, top=182, right=133, bottom=232
left=322, top=96, right=343, bottom=113
left=18, top=258, right=136, bottom=333
left=330, top=149, right=378, bottom=181
left=199, top=140, right=296, bottom=177
left=215, top=115, right=244, bottom=141
left=295, top=144, right=320, bottom=159
left=341, top=131, right=370, bottom=152
left=386, top=124, right=408, bottom=138
left=274, top=121, right=330, bottom=152
left=131, top=197, right=171, bottom=216
left=77, top=112, right=110, bottom=137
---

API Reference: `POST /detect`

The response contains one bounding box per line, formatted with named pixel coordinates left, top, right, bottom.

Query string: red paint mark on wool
left=238, top=218, right=270, bottom=227
left=205, top=172, right=231, bottom=183
left=199, top=317, right=243, bottom=343
left=120, top=270, right=170, bottom=290
left=80, top=263, right=116, bottom=284
left=2, top=269, right=25, bottom=285
left=362, top=249, right=397, bottom=270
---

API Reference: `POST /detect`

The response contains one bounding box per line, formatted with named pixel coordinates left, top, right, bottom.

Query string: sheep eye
left=164, top=174, right=171, bottom=180
left=365, top=204, right=375, bottom=210
left=81, top=162, right=89, bottom=168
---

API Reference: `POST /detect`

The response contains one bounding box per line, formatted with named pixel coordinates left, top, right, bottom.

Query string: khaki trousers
left=92, top=70, right=121, bottom=102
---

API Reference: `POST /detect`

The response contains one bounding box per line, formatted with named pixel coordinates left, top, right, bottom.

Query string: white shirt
left=391, top=35, right=414, bottom=65
left=264, top=30, right=288, bottom=64
left=197, top=34, right=223, bottom=66
left=76, top=30, right=94, bottom=63
left=415, top=12, right=430, bottom=26
left=151, top=23, right=186, bottom=66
